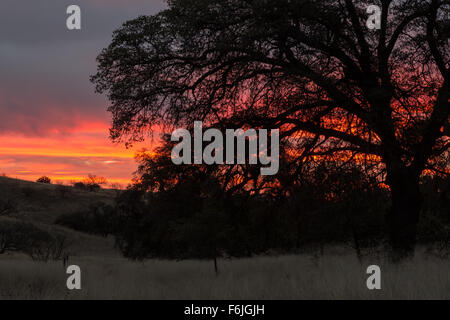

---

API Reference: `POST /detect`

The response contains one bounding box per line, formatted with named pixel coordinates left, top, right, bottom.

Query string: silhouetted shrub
left=84, top=174, right=107, bottom=192
left=72, top=175, right=107, bottom=192
left=36, top=176, right=51, bottom=184
left=107, top=160, right=449, bottom=261
left=0, top=220, right=68, bottom=261
left=55, top=203, right=116, bottom=237
left=73, top=182, right=86, bottom=190
left=87, top=183, right=101, bottom=192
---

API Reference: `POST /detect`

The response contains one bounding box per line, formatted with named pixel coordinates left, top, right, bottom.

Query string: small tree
left=36, top=176, right=51, bottom=184
left=73, top=182, right=86, bottom=190
left=0, top=220, right=64, bottom=261
left=84, top=174, right=107, bottom=192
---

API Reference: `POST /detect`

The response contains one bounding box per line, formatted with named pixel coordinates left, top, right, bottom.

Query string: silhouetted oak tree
left=92, top=0, right=449, bottom=256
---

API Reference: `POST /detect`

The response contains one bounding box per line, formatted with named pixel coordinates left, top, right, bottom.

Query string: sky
left=0, top=0, right=167, bottom=185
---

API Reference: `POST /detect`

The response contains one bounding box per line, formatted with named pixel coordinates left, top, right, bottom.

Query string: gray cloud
left=0, top=0, right=167, bottom=135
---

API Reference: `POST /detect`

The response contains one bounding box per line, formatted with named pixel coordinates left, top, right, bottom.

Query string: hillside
left=0, top=176, right=119, bottom=257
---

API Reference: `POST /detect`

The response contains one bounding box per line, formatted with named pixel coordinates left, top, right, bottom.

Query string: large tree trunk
left=386, top=164, right=422, bottom=259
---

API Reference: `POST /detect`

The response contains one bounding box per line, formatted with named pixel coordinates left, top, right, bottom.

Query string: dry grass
left=0, top=177, right=447, bottom=300
left=0, top=176, right=116, bottom=224
left=0, top=250, right=448, bottom=300
left=0, top=176, right=117, bottom=256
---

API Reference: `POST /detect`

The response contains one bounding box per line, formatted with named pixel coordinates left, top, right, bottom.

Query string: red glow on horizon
left=0, top=120, right=150, bottom=186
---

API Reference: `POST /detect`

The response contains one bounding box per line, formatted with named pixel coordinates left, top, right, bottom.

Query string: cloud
left=0, top=128, right=149, bottom=184
left=0, top=0, right=166, bottom=183
left=0, top=0, right=166, bottom=136
left=0, top=153, right=136, bottom=184
left=0, top=0, right=166, bottom=46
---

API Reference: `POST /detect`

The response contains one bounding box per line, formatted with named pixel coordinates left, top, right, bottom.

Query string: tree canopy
left=92, top=0, right=449, bottom=256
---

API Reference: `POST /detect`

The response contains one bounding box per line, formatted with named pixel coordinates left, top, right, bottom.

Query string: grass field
left=0, top=176, right=117, bottom=256
left=0, top=250, right=448, bottom=300
left=0, top=176, right=448, bottom=300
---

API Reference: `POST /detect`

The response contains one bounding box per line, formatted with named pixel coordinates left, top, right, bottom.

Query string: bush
left=36, top=176, right=51, bottom=184
left=55, top=203, right=116, bottom=237
left=0, top=220, right=69, bottom=261
left=84, top=174, right=107, bottom=192
left=73, top=182, right=86, bottom=190
left=105, top=162, right=450, bottom=261
left=72, top=175, right=108, bottom=192
left=86, top=183, right=101, bottom=192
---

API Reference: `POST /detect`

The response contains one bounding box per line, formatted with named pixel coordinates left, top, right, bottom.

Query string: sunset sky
left=0, top=0, right=166, bottom=185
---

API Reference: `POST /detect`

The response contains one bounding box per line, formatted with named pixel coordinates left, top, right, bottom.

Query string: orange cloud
left=0, top=120, right=151, bottom=186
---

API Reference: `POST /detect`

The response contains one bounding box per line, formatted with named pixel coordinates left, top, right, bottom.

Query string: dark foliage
left=73, top=181, right=101, bottom=192
left=72, top=175, right=107, bottom=192
left=109, top=160, right=449, bottom=261
left=36, top=176, right=51, bottom=184
left=0, top=220, right=69, bottom=261
left=51, top=151, right=448, bottom=260
left=55, top=203, right=116, bottom=237
left=73, top=182, right=87, bottom=190
left=91, top=0, right=449, bottom=258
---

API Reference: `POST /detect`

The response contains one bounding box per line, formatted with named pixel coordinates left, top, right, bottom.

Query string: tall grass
left=0, top=250, right=448, bottom=300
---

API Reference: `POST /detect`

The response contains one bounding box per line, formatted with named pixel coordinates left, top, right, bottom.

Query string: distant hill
left=0, top=176, right=119, bottom=257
